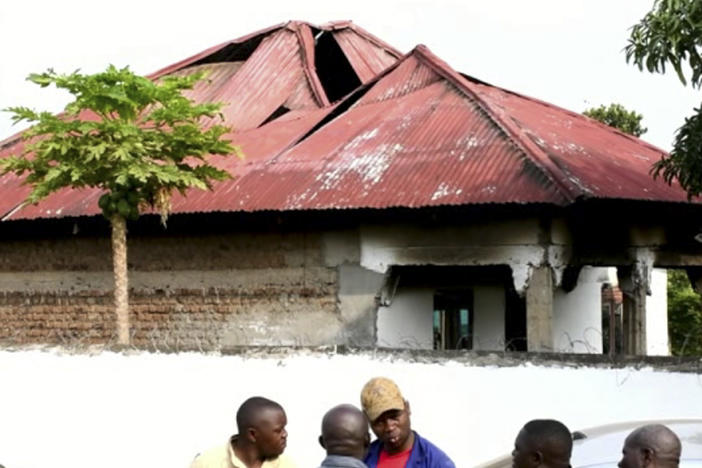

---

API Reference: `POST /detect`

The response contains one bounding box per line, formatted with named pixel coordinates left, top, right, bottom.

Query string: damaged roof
left=0, top=21, right=694, bottom=221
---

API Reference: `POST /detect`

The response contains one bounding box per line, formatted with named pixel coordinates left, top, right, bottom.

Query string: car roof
left=475, top=419, right=702, bottom=468
left=572, top=419, right=702, bottom=467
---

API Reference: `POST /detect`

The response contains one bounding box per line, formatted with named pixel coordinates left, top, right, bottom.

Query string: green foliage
left=651, top=104, right=702, bottom=197
left=626, top=0, right=702, bottom=198
left=583, top=103, right=648, bottom=137
left=626, top=0, right=702, bottom=88
left=667, top=269, right=702, bottom=355
left=2, top=65, right=239, bottom=222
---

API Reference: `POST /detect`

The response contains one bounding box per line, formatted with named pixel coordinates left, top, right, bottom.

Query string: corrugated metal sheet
left=147, top=23, right=285, bottom=80
left=0, top=22, right=697, bottom=222
left=209, top=28, right=318, bottom=130
left=471, top=82, right=687, bottom=202
left=356, top=55, right=441, bottom=104
left=333, top=28, right=402, bottom=82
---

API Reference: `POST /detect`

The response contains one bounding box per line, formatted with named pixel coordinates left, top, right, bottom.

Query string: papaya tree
left=1, top=65, right=237, bottom=345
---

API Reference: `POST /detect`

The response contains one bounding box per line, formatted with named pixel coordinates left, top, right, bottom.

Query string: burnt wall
left=0, top=232, right=343, bottom=350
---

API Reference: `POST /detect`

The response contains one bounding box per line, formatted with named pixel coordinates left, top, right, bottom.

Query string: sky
left=1, top=0, right=700, bottom=151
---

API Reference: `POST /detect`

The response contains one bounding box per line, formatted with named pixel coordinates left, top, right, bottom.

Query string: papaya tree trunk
left=111, top=214, right=130, bottom=345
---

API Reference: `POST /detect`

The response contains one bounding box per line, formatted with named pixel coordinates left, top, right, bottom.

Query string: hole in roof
left=188, top=33, right=267, bottom=68
left=314, top=32, right=362, bottom=103
left=295, top=82, right=372, bottom=145
left=259, top=106, right=291, bottom=127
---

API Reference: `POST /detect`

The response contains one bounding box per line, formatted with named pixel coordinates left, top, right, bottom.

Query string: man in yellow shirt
left=191, top=396, right=297, bottom=468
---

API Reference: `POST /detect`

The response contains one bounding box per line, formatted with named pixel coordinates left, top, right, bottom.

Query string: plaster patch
left=510, top=263, right=532, bottom=295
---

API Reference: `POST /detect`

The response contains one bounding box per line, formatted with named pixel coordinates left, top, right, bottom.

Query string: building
left=0, top=21, right=700, bottom=354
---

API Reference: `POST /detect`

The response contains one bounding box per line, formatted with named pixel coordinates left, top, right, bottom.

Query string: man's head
left=619, top=424, right=681, bottom=468
left=236, top=396, right=288, bottom=459
left=360, top=377, right=413, bottom=454
left=318, top=404, right=371, bottom=460
left=512, top=419, right=572, bottom=468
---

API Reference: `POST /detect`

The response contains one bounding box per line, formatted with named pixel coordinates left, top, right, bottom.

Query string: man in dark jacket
left=317, top=404, right=370, bottom=468
left=360, top=377, right=455, bottom=468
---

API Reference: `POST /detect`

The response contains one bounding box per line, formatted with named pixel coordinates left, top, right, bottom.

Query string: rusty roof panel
left=357, top=54, right=441, bottom=104
left=212, top=29, right=317, bottom=130
left=147, top=23, right=284, bottom=80
left=10, top=187, right=103, bottom=220
left=6, top=106, right=337, bottom=221
left=292, top=23, right=330, bottom=107
left=472, top=83, right=688, bottom=202
left=0, top=173, right=32, bottom=220
left=260, top=79, right=563, bottom=211
left=283, top=72, right=321, bottom=110
left=333, top=28, right=402, bottom=82
left=2, top=22, right=697, bottom=223
left=170, top=62, right=245, bottom=104
left=165, top=106, right=338, bottom=214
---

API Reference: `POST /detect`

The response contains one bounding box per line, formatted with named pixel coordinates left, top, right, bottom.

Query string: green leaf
left=2, top=64, right=239, bottom=223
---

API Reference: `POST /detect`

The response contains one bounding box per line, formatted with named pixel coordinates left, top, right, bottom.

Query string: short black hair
left=523, top=419, right=573, bottom=461
left=236, top=396, right=284, bottom=433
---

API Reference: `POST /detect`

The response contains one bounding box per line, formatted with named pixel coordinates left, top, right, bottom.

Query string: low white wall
left=1, top=349, right=701, bottom=468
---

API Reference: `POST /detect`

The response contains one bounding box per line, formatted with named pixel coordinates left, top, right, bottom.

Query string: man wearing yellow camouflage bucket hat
left=360, top=377, right=455, bottom=468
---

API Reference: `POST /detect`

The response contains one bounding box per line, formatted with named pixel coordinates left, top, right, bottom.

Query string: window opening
left=505, top=281, right=527, bottom=351
left=433, top=290, right=473, bottom=350
left=601, top=283, right=623, bottom=356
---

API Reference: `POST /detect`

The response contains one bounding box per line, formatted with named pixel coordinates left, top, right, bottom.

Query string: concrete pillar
left=526, top=265, right=554, bottom=352
left=617, top=266, right=648, bottom=355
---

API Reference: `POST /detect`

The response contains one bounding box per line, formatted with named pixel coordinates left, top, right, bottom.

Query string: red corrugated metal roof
left=471, top=82, right=688, bottom=202
left=0, top=22, right=696, bottom=222
left=333, top=28, right=403, bottom=83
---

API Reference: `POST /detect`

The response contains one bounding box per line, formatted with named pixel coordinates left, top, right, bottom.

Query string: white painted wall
left=553, top=267, right=609, bottom=354
left=377, top=288, right=433, bottom=348
left=646, top=268, right=670, bottom=356
left=473, top=285, right=506, bottom=351
left=0, top=349, right=700, bottom=468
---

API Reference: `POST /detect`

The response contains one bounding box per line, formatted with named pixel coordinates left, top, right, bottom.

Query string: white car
left=476, top=419, right=702, bottom=468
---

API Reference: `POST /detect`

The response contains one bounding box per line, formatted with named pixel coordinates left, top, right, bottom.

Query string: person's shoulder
left=364, top=438, right=383, bottom=461
left=189, top=442, right=230, bottom=468
left=414, top=432, right=456, bottom=468
left=270, top=453, right=298, bottom=468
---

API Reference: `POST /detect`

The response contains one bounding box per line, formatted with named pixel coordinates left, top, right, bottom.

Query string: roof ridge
left=146, top=23, right=287, bottom=79
left=290, top=23, right=330, bottom=107
left=461, top=73, right=668, bottom=156
left=340, top=22, right=404, bottom=59
left=410, top=44, right=579, bottom=204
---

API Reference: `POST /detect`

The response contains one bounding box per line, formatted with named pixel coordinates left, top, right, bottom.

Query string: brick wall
left=0, top=231, right=342, bottom=350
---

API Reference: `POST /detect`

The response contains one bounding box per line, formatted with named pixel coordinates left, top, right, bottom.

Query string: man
left=511, top=419, right=572, bottom=468
left=190, top=396, right=296, bottom=468
left=317, top=404, right=371, bottom=468
left=619, top=424, right=681, bottom=468
left=360, top=377, right=455, bottom=468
